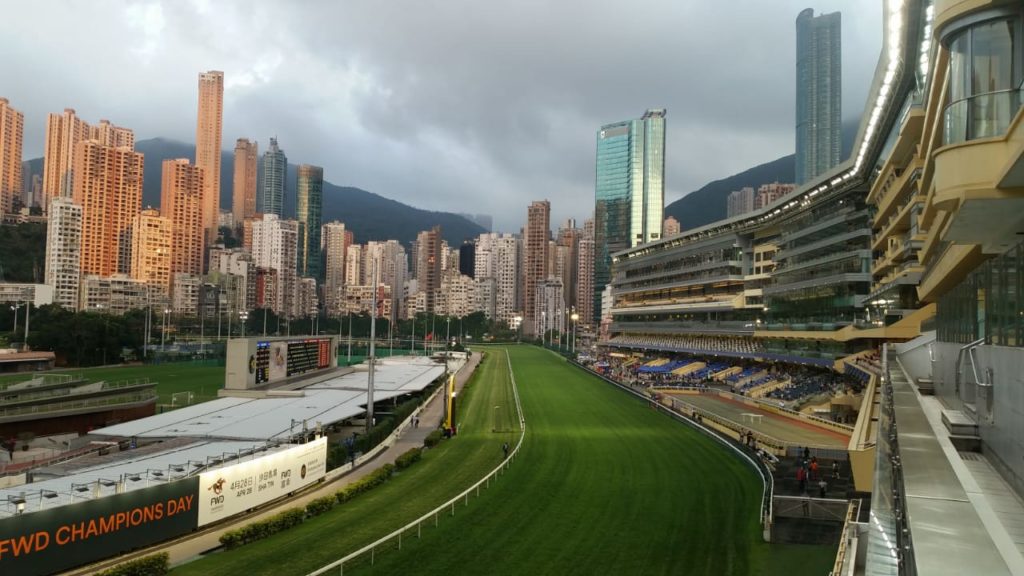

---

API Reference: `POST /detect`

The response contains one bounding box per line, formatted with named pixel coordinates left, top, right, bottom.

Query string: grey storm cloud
left=3, top=0, right=880, bottom=232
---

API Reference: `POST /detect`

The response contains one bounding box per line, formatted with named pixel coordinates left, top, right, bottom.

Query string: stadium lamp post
left=95, top=304, right=108, bottom=365
left=514, top=315, right=522, bottom=343
left=347, top=313, right=353, bottom=364
left=199, top=297, right=205, bottom=357
left=9, top=303, right=20, bottom=337
left=161, top=308, right=171, bottom=351
left=22, top=300, right=30, bottom=350
left=239, top=311, right=248, bottom=338
left=541, top=311, right=546, bottom=347
left=571, top=311, right=579, bottom=355
left=446, top=316, right=451, bottom=346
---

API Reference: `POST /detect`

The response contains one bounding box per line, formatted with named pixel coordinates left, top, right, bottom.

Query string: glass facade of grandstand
left=937, top=239, right=1024, bottom=347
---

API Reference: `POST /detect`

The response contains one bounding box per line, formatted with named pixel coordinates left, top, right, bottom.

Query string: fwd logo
left=208, top=477, right=226, bottom=506
left=208, top=478, right=226, bottom=495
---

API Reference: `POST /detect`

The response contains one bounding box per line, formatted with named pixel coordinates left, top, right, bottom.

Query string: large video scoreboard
left=227, top=336, right=338, bottom=390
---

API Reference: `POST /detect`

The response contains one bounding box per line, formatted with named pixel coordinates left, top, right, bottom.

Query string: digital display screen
left=254, top=341, right=270, bottom=384
left=286, top=339, right=332, bottom=377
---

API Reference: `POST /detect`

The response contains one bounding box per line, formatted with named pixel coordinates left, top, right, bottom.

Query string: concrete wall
left=894, top=331, right=935, bottom=384
left=930, top=340, right=1024, bottom=498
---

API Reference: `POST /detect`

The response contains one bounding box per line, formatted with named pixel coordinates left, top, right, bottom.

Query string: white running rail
left=308, top=349, right=526, bottom=575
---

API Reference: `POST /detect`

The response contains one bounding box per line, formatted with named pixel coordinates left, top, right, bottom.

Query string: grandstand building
left=604, top=1, right=1024, bottom=573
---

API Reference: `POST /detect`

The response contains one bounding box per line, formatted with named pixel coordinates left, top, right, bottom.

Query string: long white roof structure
left=92, top=357, right=444, bottom=441
left=0, top=440, right=282, bottom=518
left=0, top=357, right=446, bottom=519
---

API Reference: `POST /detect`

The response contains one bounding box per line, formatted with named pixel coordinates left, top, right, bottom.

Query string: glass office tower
left=593, top=109, right=666, bottom=322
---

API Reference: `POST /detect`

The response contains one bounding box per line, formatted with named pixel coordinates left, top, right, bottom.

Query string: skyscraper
left=322, top=221, right=353, bottom=313
left=232, top=138, right=258, bottom=226
left=663, top=216, right=681, bottom=238
left=259, top=137, right=287, bottom=216
left=251, top=214, right=298, bottom=317
left=42, top=109, right=133, bottom=210
left=415, top=226, right=442, bottom=314
left=45, top=196, right=82, bottom=310
left=160, top=159, right=204, bottom=286
left=594, top=109, right=666, bottom=319
left=726, top=187, right=756, bottom=218
left=130, top=208, right=173, bottom=293
left=296, top=164, right=324, bottom=280
left=523, top=200, right=550, bottom=335
left=0, top=98, right=23, bottom=217
left=474, top=232, right=519, bottom=326
left=73, top=140, right=144, bottom=277
left=576, top=218, right=595, bottom=325
left=795, top=9, right=841, bottom=185
left=196, top=70, right=224, bottom=247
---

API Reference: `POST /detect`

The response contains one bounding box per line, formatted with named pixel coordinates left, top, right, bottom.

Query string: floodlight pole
left=366, top=260, right=378, bottom=435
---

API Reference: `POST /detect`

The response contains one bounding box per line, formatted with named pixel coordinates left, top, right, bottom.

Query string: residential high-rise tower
left=45, top=197, right=82, bottom=310
left=196, top=70, right=224, bottom=247
left=259, top=137, right=287, bottom=216
left=524, top=200, right=550, bottom=335
left=160, top=158, right=204, bottom=286
left=73, top=140, right=144, bottom=277
left=130, top=208, right=173, bottom=293
left=795, top=9, right=841, bottom=185
left=232, top=138, right=258, bottom=226
left=0, top=98, right=23, bottom=217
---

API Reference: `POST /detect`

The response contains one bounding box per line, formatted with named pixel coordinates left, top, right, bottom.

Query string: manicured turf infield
left=173, top=346, right=835, bottom=575
left=0, top=362, right=225, bottom=406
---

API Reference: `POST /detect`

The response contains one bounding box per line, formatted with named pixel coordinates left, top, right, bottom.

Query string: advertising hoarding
left=197, top=437, right=327, bottom=526
left=0, top=477, right=199, bottom=576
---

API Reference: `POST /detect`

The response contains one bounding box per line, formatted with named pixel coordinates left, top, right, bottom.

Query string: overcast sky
left=3, top=1, right=881, bottom=232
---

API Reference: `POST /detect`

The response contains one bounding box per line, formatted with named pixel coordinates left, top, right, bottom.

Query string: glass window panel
left=971, top=19, right=1015, bottom=95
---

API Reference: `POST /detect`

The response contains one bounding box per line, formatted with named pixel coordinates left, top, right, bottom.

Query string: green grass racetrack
left=175, top=346, right=835, bottom=575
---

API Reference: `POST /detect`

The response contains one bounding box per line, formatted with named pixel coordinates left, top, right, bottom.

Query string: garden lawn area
left=171, top=349, right=517, bottom=576
left=175, top=346, right=836, bottom=575
left=0, top=362, right=225, bottom=406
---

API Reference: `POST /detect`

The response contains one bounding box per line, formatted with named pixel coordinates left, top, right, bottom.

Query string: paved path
left=67, top=352, right=480, bottom=574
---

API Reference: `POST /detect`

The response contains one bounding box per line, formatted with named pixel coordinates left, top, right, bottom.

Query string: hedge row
left=394, top=447, right=423, bottom=470
left=219, top=507, right=305, bottom=549
left=335, top=463, right=395, bottom=504
left=219, top=459, right=417, bottom=550
left=424, top=429, right=445, bottom=447
left=96, top=552, right=169, bottom=576
left=305, top=495, right=336, bottom=517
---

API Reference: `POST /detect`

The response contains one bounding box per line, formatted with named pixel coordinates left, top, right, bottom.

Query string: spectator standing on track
left=803, top=446, right=811, bottom=461
left=797, top=466, right=807, bottom=494
left=832, top=460, right=840, bottom=479
left=810, top=457, right=819, bottom=480
left=818, top=478, right=828, bottom=498
left=502, top=442, right=509, bottom=459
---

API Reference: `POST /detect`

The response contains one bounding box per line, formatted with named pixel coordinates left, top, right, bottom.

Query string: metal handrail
left=953, top=337, right=985, bottom=399
left=307, top=349, right=526, bottom=576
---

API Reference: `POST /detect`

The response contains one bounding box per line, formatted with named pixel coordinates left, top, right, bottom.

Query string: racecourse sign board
left=198, top=437, right=327, bottom=526
left=0, top=477, right=199, bottom=575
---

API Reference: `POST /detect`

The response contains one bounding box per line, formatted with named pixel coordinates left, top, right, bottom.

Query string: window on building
left=944, top=16, right=1021, bottom=144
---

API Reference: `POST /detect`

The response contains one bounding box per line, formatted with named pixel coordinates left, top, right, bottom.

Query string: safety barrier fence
left=830, top=499, right=863, bottom=576
left=307, top=349, right=526, bottom=575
